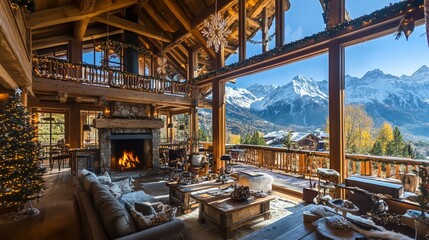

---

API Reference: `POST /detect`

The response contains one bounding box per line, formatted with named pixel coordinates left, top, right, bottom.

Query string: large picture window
left=36, top=112, right=66, bottom=146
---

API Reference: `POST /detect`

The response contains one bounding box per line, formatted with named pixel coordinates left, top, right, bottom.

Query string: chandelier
left=201, top=0, right=231, bottom=53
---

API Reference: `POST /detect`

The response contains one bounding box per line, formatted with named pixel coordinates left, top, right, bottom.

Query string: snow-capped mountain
left=208, top=65, right=429, bottom=139
left=246, top=84, right=278, bottom=99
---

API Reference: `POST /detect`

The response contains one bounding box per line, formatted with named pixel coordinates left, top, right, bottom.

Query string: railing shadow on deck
left=32, top=57, right=191, bottom=96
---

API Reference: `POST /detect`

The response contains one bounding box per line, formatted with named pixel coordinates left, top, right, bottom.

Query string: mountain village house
left=0, top=0, right=428, bottom=239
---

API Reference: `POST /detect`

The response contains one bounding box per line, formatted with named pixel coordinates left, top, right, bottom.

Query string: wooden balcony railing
left=199, top=143, right=428, bottom=193
left=32, top=57, right=191, bottom=96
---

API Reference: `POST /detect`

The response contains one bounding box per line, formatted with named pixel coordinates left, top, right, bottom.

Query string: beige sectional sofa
left=73, top=172, right=188, bottom=240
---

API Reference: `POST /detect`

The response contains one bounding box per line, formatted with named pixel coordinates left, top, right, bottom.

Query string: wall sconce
left=167, top=123, right=174, bottom=129
left=179, top=125, right=185, bottom=130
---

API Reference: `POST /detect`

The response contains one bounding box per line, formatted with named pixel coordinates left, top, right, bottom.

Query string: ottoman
left=237, top=172, right=273, bottom=193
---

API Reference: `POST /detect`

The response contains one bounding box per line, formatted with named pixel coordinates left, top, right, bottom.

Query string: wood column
left=123, top=7, right=139, bottom=74
left=187, top=47, right=194, bottom=81
left=238, top=0, right=246, bottom=61
left=261, top=8, right=269, bottom=53
left=167, top=113, right=173, bottom=143
left=328, top=40, right=345, bottom=194
left=68, top=40, right=82, bottom=64
left=212, top=46, right=226, bottom=171
left=328, top=0, right=346, bottom=197
left=275, top=0, right=285, bottom=48
left=69, top=104, right=81, bottom=148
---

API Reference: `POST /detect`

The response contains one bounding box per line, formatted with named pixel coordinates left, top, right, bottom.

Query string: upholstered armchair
left=184, top=154, right=209, bottom=176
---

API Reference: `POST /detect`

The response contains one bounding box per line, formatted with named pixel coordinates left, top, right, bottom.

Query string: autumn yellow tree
left=325, top=105, right=374, bottom=153
left=374, top=122, right=394, bottom=154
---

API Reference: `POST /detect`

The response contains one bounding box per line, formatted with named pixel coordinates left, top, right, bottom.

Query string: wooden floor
left=0, top=162, right=305, bottom=240
left=0, top=164, right=78, bottom=240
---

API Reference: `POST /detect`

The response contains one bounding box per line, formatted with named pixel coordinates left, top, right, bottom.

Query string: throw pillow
left=108, top=182, right=123, bottom=198
left=125, top=202, right=177, bottom=231
left=135, top=202, right=156, bottom=215
left=97, top=171, right=112, bottom=185
left=116, top=178, right=133, bottom=194
left=150, top=202, right=165, bottom=212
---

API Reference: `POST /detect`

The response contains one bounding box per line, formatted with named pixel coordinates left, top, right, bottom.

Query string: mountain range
left=199, top=65, right=429, bottom=140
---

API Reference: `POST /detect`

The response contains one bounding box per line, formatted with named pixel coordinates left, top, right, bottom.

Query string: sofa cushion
left=83, top=174, right=99, bottom=194
left=79, top=169, right=96, bottom=182
left=125, top=202, right=177, bottom=231
left=135, top=202, right=156, bottom=215
left=92, top=182, right=136, bottom=239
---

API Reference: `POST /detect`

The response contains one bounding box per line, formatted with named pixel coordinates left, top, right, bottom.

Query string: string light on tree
left=0, top=88, right=46, bottom=223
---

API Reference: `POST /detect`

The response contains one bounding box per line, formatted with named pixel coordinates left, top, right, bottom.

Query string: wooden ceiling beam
left=142, top=3, right=175, bottom=33
left=33, top=28, right=124, bottom=50
left=163, top=0, right=216, bottom=59
left=93, top=14, right=171, bottom=42
left=165, top=53, right=186, bottom=77
left=77, top=0, right=96, bottom=12
left=32, top=35, right=73, bottom=50
left=191, top=0, right=237, bottom=29
left=28, top=0, right=138, bottom=29
left=74, top=18, right=90, bottom=41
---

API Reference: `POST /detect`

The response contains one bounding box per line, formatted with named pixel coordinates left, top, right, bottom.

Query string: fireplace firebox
left=110, top=133, right=153, bottom=171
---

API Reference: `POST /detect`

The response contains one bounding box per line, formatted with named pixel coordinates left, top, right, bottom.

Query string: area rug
left=176, top=197, right=297, bottom=240
left=137, top=179, right=298, bottom=239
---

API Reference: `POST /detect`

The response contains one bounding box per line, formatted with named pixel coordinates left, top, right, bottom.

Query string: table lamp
left=220, top=154, right=233, bottom=174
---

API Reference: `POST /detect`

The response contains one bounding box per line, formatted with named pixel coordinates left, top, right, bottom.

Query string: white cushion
left=191, top=155, right=205, bottom=167
left=238, top=172, right=273, bottom=193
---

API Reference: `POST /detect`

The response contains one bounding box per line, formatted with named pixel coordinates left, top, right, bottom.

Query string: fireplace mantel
left=93, top=119, right=164, bottom=129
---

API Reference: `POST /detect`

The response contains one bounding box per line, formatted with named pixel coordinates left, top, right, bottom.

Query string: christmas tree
left=0, top=89, right=45, bottom=211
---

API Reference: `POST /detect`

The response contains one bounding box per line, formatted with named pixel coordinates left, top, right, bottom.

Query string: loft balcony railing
left=199, top=142, right=428, bottom=194
left=32, top=57, right=191, bottom=96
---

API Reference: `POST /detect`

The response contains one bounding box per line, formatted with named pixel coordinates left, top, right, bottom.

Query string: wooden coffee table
left=166, top=179, right=235, bottom=213
left=192, top=192, right=276, bottom=239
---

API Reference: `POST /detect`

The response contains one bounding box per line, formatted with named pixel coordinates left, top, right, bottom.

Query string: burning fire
left=118, top=151, right=140, bottom=169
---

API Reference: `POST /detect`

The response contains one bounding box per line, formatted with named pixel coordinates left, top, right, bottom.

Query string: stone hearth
left=96, top=102, right=161, bottom=173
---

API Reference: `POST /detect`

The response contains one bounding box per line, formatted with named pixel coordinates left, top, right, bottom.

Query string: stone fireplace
left=95, top=102, right=163, bottom=173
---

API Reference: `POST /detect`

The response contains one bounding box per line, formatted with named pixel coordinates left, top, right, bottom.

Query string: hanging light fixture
left=201, top=0, right=231, bottom=53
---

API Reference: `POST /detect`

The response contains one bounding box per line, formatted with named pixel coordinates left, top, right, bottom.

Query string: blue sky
left=228, top=0, right=428, bottom=88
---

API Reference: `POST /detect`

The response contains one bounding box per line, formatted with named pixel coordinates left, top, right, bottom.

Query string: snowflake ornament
left=201, top=12, right=231, bottom=53
left=157, top=55, right=168, bottom=75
